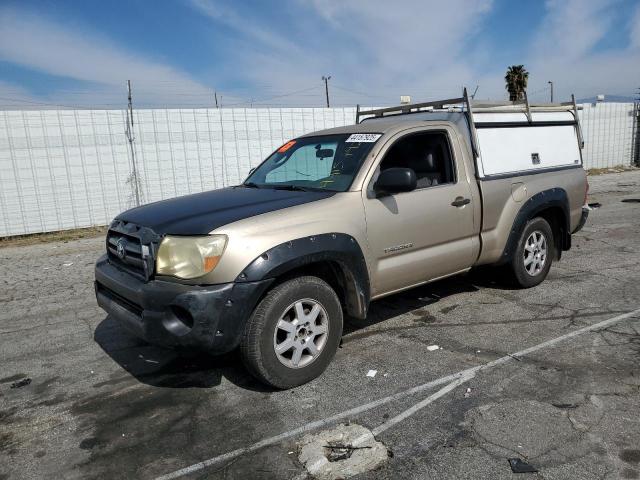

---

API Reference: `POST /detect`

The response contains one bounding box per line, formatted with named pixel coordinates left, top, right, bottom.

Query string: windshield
left=244, top=133, right=381, bottom=192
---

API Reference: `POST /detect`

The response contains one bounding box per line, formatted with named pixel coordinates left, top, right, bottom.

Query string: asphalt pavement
left=1, top=171, right=639, bottom=480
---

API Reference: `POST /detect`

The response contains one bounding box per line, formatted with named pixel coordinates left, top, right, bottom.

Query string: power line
left=332, top=84, right=380, bottom=98
left=0, top=95, right=109, bottom=110
left=221, top=85, right=321, bottom=107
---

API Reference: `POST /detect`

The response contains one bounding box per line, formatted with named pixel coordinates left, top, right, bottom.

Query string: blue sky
left=0, top=0, right=639, bottom=109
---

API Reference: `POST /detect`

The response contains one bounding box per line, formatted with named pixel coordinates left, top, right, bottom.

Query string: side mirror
left=374, top=167, right=417, bottom=194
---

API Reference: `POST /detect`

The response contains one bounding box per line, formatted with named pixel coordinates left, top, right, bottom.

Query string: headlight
left=156, top=235, right=227, bottom=279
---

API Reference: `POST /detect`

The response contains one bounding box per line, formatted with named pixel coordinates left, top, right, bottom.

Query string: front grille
left=106, top=220, right=160, bottom=281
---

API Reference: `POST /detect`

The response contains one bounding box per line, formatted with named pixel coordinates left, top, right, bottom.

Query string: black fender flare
left=235, top=233, right=370, bottom=319
left=499, top=188, right=571, bottom=264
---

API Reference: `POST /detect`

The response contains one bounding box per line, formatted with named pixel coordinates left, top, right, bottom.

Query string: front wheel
left=240, top=276, right=343, bottom=389
left=509, top=217, right=554, bottom=288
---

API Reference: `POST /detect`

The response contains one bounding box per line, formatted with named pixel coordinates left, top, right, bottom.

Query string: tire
left=509, top=217, right=554, bottom=288
left=240, top=276, right=343, bottom=389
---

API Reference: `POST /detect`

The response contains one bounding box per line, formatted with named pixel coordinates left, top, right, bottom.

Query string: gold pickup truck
left=95, top=91, right=589, bottom=388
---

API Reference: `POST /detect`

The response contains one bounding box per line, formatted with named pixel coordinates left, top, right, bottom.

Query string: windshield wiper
left=242, top=182, right=261, bottom=188
left=271, top=184, right=314, bottom=192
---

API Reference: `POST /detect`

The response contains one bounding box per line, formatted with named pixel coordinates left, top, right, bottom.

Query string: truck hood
left=116, top=186, right=335, bottom=235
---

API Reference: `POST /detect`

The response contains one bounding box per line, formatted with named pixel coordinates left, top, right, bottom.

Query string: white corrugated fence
left=0, top=104, right=637, bottom=236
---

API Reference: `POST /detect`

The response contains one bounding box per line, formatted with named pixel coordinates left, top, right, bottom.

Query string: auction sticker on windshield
left=345, top=133, right=382, bottom=143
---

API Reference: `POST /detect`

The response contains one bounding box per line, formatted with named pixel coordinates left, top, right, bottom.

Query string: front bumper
left=94, top=255, right=272, bottom=354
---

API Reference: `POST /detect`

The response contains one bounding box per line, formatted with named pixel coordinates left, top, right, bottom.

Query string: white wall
left=0, top=104, right=636, bottom=236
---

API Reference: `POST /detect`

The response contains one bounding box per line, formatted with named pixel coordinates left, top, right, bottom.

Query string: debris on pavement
left=464, top=387, right=472, bottom=398
left=62, top=262, right=74, bottom=267
left=587, top=202, right=602, bottom=209
left=508, top=458, right=538, bottom=473
left=426, top=345, right=440, bottom=351
left=298, top=423, right=389, bottom=480
left=324, top=442, right=372, bottom=462
left=366, top=370, right=377, bottom=378
left=10, top=377, right=32, bottom=389
left=621, top=198, right=640, bottom=203
left=552, top=402, right=579, bottom=409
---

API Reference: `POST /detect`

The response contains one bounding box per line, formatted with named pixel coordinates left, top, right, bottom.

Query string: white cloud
left=189, top=0, right=300, bottom=55
left=1, top=0, right=638, bottom=108
left=191, top=0, right=495, bottom=105
left=525, top=0, right=640, bottom=99
left=532, top=0, right=615, bottom=61
left=0, top=7, right=210, bottom=94
left=307, top=0, right=493, bottom=75
left=219, top=0, right=639, bottom=103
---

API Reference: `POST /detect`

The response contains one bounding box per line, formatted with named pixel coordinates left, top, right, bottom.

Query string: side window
left=378, top=132, right=455, bottom=189
left=265, top=142, right=335, bottom=183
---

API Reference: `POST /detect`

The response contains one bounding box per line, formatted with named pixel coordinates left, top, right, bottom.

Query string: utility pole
left=633, top=87, right=640, bottom=167
left=125, top=80, right=141, bottom=206
left=214, top=91, right=219, bottom=108
left=322, top=75, right=331, bottom=108
left=548, top=81, right=554, bottom=103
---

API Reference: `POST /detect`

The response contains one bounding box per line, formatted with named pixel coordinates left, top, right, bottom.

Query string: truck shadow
left=344, top=266, right=514, bottom=335
left=94, top=267, right=511, bottom=392
left=94, top=316, right=274, bottom=392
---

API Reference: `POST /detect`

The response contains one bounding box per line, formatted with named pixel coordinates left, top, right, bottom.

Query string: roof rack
left=355, top=96, right=465, bottom=124
left=355, top=87, right=585, bottom=151
left=355, top=92, right=582, bottom=123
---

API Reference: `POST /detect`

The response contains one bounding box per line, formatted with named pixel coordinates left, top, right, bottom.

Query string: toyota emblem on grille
left=116, top=238, right=127, bottom=260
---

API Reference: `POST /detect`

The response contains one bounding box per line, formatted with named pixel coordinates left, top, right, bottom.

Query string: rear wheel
left=509, top=217, right=554, bottom=288
left=240, top=276, right=343, bottom=389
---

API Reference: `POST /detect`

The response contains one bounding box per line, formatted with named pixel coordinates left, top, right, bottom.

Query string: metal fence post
left=633, top=101, right=640, bottom=167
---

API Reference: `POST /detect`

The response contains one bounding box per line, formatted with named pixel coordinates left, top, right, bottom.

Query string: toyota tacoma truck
left=95, top=90, right=589, bottom=388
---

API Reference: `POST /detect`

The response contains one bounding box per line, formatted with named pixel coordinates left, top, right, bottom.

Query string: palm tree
left=505, top=65, right=529, bottom=102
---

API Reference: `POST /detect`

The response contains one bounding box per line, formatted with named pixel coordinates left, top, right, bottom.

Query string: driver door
left=363, top=127, right=477, bottom=297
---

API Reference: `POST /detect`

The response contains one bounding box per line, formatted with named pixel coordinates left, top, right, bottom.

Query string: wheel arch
left=236, top=233, right=370, bottom=319
left=499, top=188, right=571, bottom=264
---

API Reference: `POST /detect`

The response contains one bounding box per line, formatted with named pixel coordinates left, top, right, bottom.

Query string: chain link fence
left=0, top=104, right=637, bottom=237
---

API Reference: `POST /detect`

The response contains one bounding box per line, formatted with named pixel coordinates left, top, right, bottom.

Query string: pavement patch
left=298, top=423, right=389, bottom=479
left=467, top=400, right=579, bottom=459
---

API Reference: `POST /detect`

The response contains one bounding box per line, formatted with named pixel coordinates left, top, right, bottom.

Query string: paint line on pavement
left=371, top=307, right=640, bottom=438
left=155, top=307, right=640, bottom=480
left=371, top=371, right=476, bottom=437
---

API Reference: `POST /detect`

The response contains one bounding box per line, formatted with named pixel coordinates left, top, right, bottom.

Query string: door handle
left=451, top=197, right=471, bottom=207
